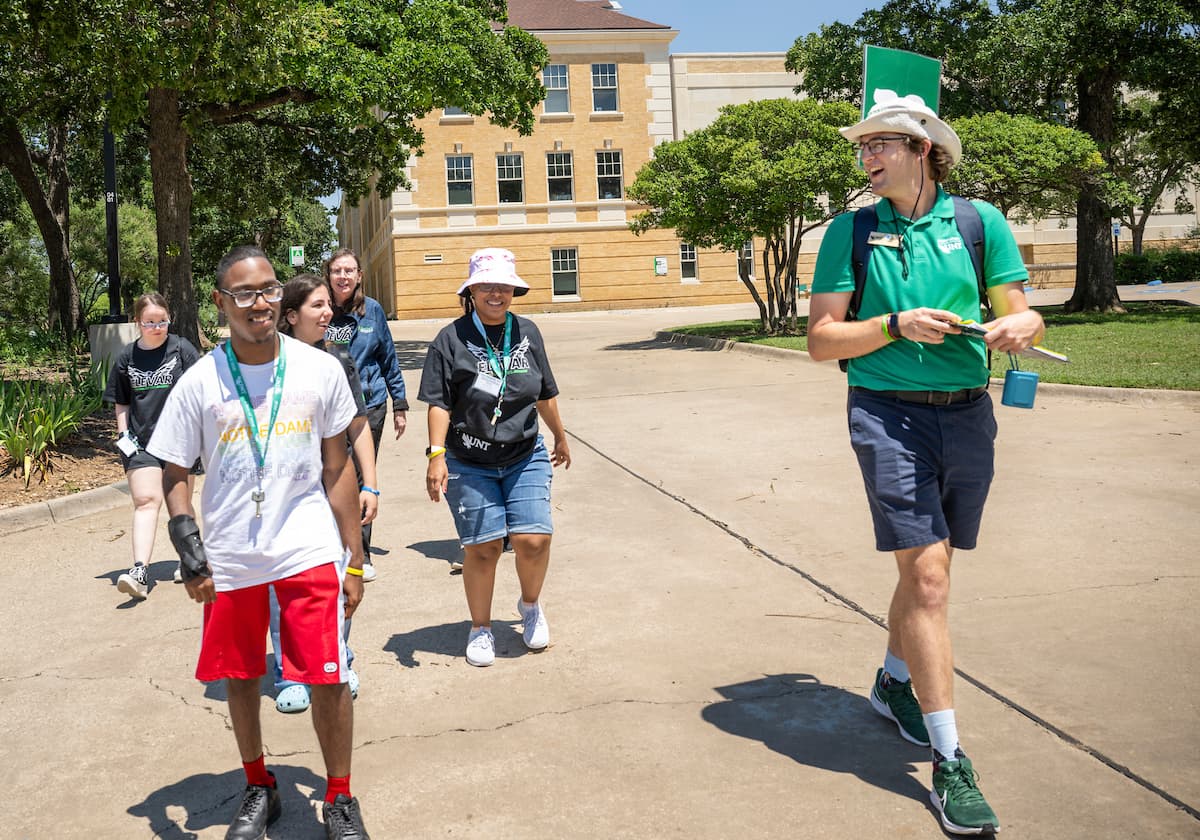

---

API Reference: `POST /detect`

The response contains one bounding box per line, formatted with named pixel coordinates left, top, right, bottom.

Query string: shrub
left=0, top=369, right=104, bottom=487
left=1116, top=246, right=1200, bottom=285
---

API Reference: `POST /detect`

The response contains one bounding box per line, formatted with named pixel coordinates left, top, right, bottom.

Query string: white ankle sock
left=883, top=650, right=910, bottom=683
left=923, top=709, right=959, bottom=759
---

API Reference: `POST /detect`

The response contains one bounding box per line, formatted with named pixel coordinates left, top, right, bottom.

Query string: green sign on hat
left=861, top=46, right=942, bottom=118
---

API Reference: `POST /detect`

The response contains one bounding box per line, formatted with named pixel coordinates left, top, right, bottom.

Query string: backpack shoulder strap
left=849, top=203, right=878, bottom=322
left=950, top=195, right=988, bottom=316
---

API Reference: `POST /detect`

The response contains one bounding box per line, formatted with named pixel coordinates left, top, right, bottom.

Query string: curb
left=654, top=330, right=1200, bottom=406
left=0, top=480, right=130, bottom=538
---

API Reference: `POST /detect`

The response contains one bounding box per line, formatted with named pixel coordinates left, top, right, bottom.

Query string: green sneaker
left=931, top=750, right=1000, bottom=835
left=869, top=668, right=930, bottom=746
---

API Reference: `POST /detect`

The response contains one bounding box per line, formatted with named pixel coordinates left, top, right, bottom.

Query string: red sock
left=242, top=755, right=274, bottom=788
left=325, top=774, right=351, bottom=803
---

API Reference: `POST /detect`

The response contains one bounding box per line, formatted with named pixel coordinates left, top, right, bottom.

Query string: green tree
left=946, top=112, right=1108, bottom=221
left=100, top=0, right=547, bottom=347
left=627, top=99, right=866, bottom=334
left=786, top=0, right=1200, bottom=313
left=69, top=200, right=159, bottom=318
left=1109, top=96, right=1199, bottom=255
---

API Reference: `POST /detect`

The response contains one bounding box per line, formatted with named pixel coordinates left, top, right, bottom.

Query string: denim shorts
left=847, top=389, right=996, bottom=552
left=444, top=436, right=554, bottom=546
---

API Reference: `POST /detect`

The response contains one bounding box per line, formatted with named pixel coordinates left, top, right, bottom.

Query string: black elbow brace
left=168, top=514, right=212, bottom=582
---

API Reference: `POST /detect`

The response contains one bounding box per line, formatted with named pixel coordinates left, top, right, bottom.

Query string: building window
left=740, top=240, right=754, bottom=276
left=551, top=248, right=579, bottom=296
left=547, top=152, right=574, bottom=202
left=591, top=63, right=618, bottom=112
left=496, top=153, right=524, bottom=203
left=680, top=243, right=698, bottom=279
left=446, top=155, right=473, bottom=206
left=543, top=64, right=569, bottom=114
left=596, top=150, right=623, bottom=200
left=443, top=105, right=466, bottom=116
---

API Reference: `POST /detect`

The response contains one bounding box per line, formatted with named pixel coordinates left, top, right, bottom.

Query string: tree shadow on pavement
left=127, top=765, right=324, bottom=839
left=392, top=339, right=429, bottom=371
left=601, top=337, right=721, bottom=352
left=702, top=673, right=929, bottom=806
left=384, top=618, right=525, bottom=668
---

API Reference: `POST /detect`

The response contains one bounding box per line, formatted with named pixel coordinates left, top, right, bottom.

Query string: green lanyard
left=223, top=338, right=286, bottom=516
left=472, top=311, right=512, bottom=425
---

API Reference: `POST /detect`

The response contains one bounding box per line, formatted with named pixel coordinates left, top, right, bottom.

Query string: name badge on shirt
left=472, top=372, right=502, bottom=397
left=867, top=231, right=903, bottom=248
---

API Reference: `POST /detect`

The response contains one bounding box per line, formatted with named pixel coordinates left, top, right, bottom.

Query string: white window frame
left=547, top=152, right=574, bottom=202
left=596, top=150, right=623, bottom=201
left=543, top=64, right=570, bottom=114
left=591, top=63, right=619, bottom=112
left=680, top=243, right=698, bottom=280
left=740, top=240, right=755, bottom=278
left=496, top=153, right=524, bottom=204
left=551, top=247, right=579, bottom=296
left=446, top=155, right=474, bottom=206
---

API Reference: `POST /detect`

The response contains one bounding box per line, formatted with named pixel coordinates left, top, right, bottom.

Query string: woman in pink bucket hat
left=418, top=248, right=571, bottom=667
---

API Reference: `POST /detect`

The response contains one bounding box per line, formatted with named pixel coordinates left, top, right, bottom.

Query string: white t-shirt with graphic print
left=148, top=334, right=358, bottom=591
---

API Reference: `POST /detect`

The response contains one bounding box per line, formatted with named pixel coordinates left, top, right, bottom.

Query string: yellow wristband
left=345, top=566, right=364, bottom=577
left=427, top=446, right=447, bottom=460
left=881, top=315, right=892, bottom=341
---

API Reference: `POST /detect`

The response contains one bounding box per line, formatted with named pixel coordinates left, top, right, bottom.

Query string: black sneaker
left=225, top=776, right=281, bottom=840
left=323, top=794, right=371, bottom=840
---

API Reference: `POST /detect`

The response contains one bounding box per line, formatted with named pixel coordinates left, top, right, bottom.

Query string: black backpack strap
left=950, top=195, right=988, bottom=317
left=849, top=204, right=878, bottom=322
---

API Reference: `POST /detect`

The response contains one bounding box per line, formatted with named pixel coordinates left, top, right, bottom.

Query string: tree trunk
left=1065, top=73, right=1123, bottom=313
left=0, top=117, right=82, bottom=338
left=737, top=256, right=769, bottom=331
left=147, top=88, right=202, bottom=347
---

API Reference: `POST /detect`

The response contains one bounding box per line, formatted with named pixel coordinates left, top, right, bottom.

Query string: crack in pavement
left=567, top=428, right=1200, bottom=824
left=964, top=575, right=1200, bottom=603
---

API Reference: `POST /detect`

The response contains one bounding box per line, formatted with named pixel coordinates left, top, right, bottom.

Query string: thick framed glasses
left=218, top=284, right=285, bottom=307
left=139, top=320, right=170, bottom=329
left=853, top=136, right=911, bottom=157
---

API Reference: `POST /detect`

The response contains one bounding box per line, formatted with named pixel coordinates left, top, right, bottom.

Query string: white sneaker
left=173, top=564, right=183, bottom=584
left=465, top=627, right=495, bottom=667
left=518, top=599, right=550, bottom=650
left=361, top=562, right=377, bottom=582
left=117, top=564, right=149, bottom=600
left=347, top=668, right=360, bottom=699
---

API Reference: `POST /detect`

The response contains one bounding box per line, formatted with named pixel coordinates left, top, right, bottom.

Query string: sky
left=615, top=0, right=881, bottom=53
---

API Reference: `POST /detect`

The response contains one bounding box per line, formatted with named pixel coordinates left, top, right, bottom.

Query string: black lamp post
left=99, top=116, right=124, bottom=324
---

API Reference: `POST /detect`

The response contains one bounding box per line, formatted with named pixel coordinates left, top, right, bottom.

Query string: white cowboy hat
left=839, top=90, right=962, bottom=165
left=456, top=247, right=531, bottom=296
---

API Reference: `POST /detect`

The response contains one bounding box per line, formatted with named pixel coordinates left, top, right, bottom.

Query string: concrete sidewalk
left=1, top=300, right=1197, bottom=838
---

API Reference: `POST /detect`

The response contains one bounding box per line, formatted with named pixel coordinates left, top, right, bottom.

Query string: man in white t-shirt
left=148, top=245, right=372, bottom=840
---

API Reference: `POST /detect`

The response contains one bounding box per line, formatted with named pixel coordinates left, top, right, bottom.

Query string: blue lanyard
left=472, top=311, right=512, bottom=425
left=223, top=338, right=286, bottom=479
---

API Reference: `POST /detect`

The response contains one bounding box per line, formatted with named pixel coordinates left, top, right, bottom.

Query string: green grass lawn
left=670, top=302, right=1200, bottom=390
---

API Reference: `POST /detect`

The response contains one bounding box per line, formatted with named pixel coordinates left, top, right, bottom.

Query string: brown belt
left=851, top=386, right=988, bottom=406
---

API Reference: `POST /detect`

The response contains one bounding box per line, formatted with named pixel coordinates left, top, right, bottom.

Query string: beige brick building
left=338, top=0, right=1199, bottom=318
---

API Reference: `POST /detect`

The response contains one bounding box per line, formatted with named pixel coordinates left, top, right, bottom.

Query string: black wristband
left=888, top=311, right=901, bottom=341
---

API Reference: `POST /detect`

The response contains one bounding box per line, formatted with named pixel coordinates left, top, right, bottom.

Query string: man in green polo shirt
left=808, top=92, right=1044, bottom=836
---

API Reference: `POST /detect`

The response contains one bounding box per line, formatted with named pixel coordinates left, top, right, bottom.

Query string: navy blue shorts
left=847, top=389, right=997, bottom=552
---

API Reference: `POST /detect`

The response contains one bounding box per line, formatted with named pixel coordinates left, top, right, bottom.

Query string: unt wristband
left=345, top=566, right=365, bottom=577
left=361, top=485, right=381, bottom=496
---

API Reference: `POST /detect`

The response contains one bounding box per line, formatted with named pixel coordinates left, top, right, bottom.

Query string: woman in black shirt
left=419, top=248, right=570, bottom=667
left=105, top=293, right=200, bottom=601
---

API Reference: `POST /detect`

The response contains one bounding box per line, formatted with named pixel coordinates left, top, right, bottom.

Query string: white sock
left=924, top=709, right=959, bottom=760
left=883, top=650, right=910, bottom=683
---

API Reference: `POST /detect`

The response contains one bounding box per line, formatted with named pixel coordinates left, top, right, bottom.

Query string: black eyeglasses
left=218, top=284, right=285, bottom=308
left=853, top=136, right=911, bottom=157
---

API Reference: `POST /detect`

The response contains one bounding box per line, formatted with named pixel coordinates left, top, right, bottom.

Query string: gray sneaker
left=117, top=564, right=149, bottom=600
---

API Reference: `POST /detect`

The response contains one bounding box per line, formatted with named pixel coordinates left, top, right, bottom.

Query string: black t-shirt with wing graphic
left=103, top=334, right=201, bottom=447
left=418, top=314, right=558, bottom=467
